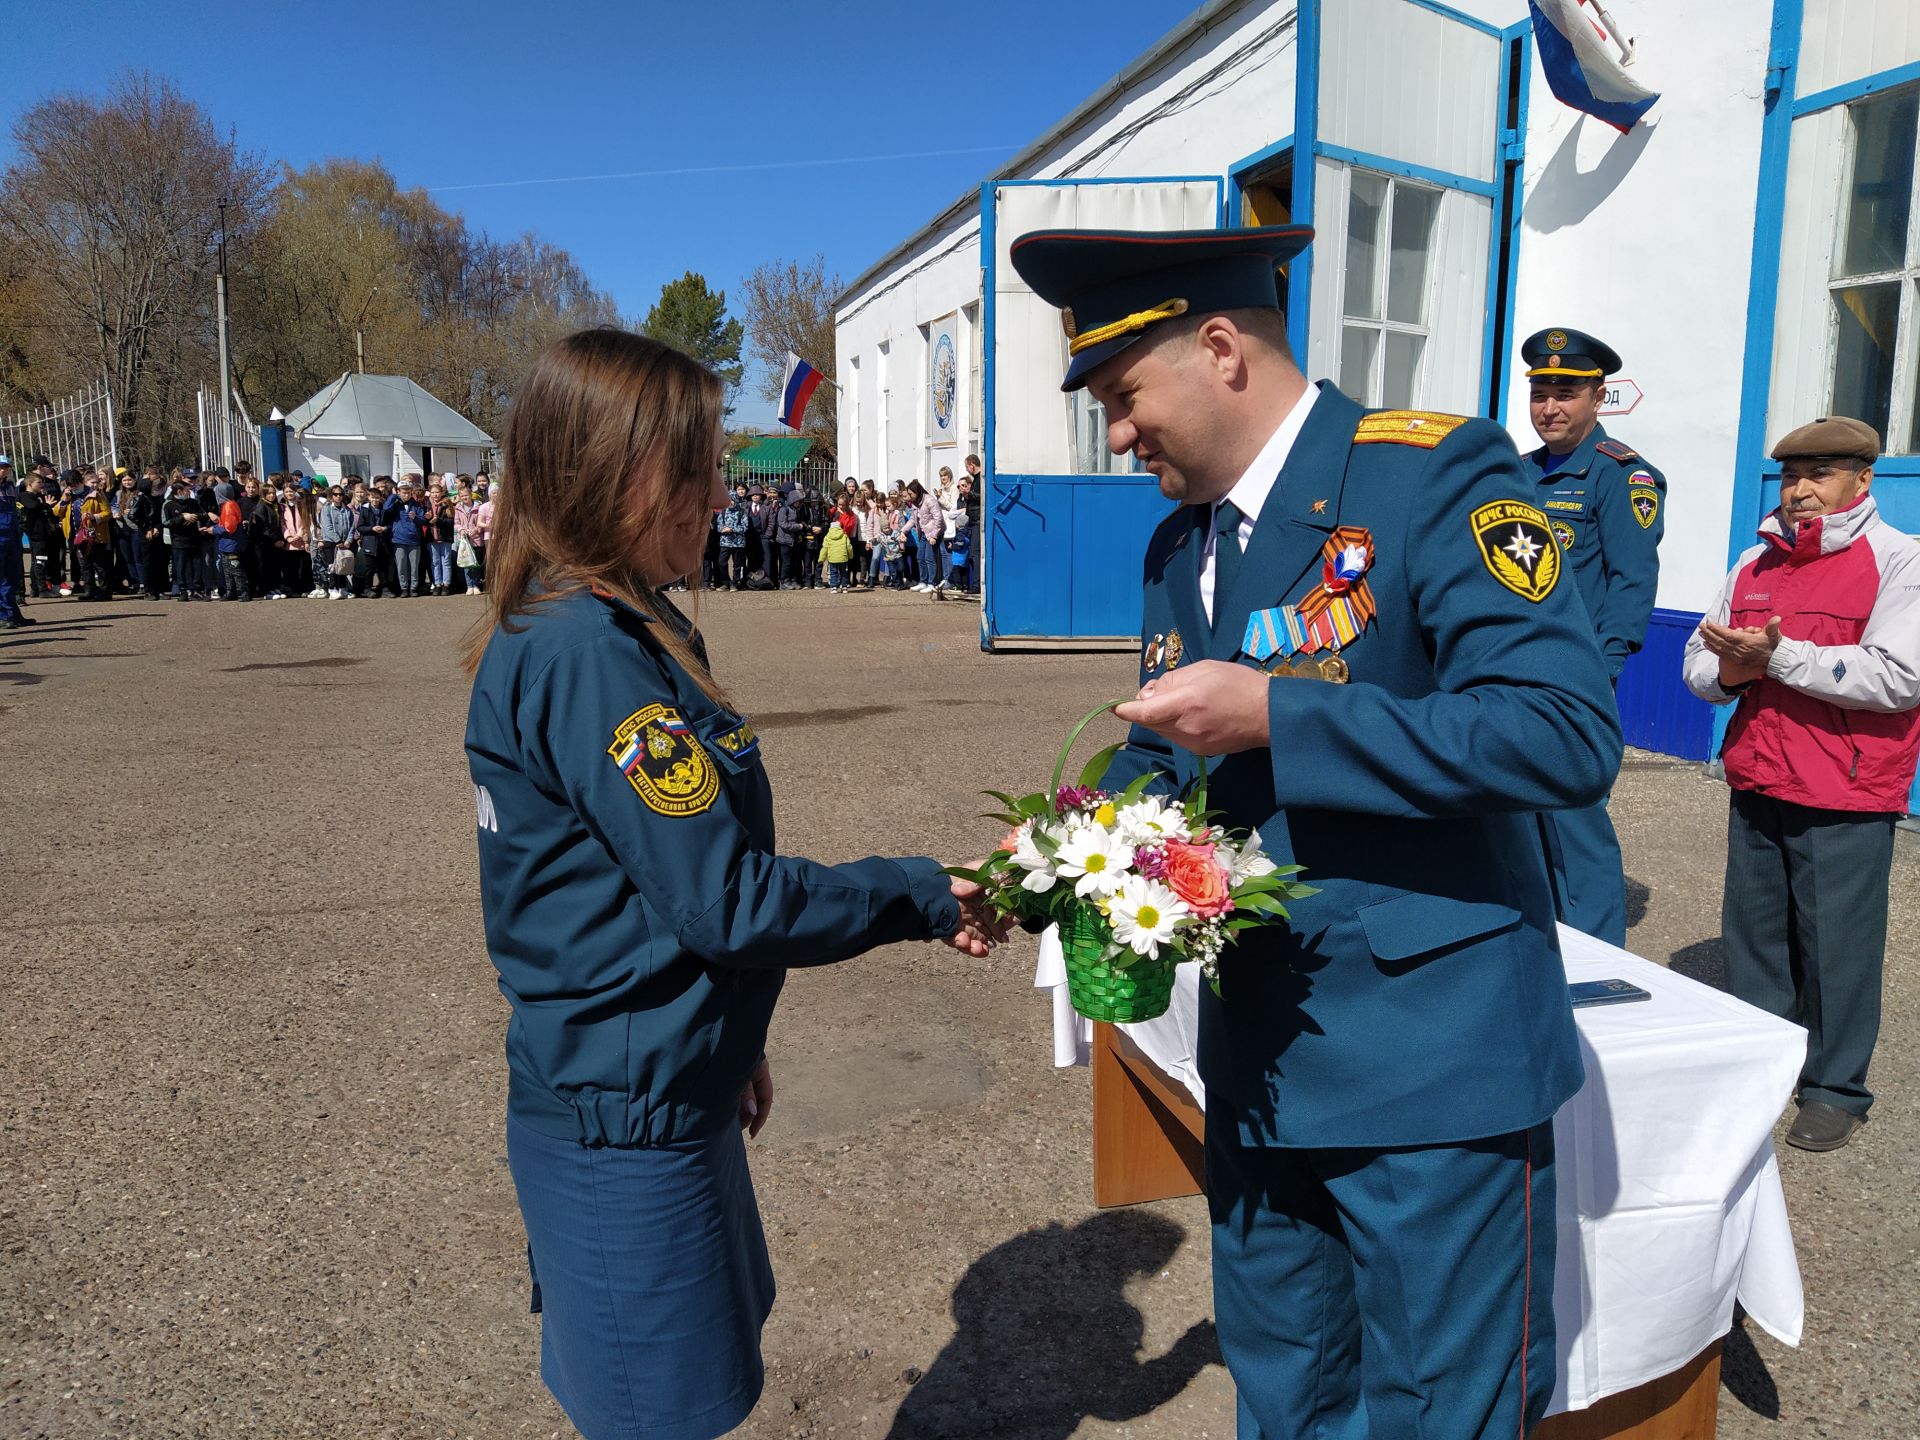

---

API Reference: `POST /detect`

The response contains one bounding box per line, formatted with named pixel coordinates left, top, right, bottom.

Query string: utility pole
left=214, top=197, right=234, bottom=468
left=353, top=287, right=379, bottom=376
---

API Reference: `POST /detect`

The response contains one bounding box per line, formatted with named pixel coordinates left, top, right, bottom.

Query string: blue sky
left=4, top=0, right=1200, bottom=425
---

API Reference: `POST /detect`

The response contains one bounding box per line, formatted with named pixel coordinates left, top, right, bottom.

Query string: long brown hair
left=461, top=328, right=727, bottom=702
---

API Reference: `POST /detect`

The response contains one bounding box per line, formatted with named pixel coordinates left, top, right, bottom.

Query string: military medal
left=1142, top=633, right=1165, bottom=671
left=1239, top=528, right=1374, bottom=682
left=1163, top=630, right=1184, bottom=669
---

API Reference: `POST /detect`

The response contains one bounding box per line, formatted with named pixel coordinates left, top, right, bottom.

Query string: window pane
left=1344, top=172, right=1388, bottom=320
left=1829, top=282, right=1900, bottom=441
left=1387, top=185, right=1441, bottom=324
left=1341, top=325, right=1380, bottom=402
left=1838, top=87, right=1918, bottom=278
left=1383, top=332, right=1425, bottom=409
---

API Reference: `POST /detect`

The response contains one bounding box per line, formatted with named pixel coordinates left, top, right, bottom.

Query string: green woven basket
left=1060, top=910, right=1177, bottom=1024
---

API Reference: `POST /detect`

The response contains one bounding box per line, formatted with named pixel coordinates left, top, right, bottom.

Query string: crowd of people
left=0, top=453, right=496, bottom=613
left=0, top=450, right=984, bottom=626
left=706, top=457, right=982, bottom=598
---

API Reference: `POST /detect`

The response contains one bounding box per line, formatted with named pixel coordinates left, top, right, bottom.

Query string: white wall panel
left=1425, top=189, right=1495, bottom=414
left=1799, top=0, right=1920, bottom=98
left=1307, top=157, right=1349, bottom=385
left=1767, top=107, right=1849, bottom=447
left=992, top=181, right=1221, bottom=475
left=1320, top=0, right=1500, bottom=182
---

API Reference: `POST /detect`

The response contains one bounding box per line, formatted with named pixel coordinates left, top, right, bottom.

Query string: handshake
left=943, top=868, right=1014, bottom=958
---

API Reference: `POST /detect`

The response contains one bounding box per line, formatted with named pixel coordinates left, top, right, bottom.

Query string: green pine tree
left=642, top=271, right=746, bottom=395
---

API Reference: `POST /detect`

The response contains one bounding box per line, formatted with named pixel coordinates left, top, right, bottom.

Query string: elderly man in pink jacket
left=1684, top=416, right=1920, bottom=1152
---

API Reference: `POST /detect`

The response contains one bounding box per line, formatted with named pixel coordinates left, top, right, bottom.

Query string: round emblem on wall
left=932, top=332, right=958, bottom=432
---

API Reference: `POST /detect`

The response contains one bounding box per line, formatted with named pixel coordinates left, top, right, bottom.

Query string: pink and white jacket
left=1684, top=494, right=1920, bottom=812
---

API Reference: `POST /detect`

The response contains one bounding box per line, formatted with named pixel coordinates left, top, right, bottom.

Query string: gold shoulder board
left=1354, top=410, right=1471, bottom=450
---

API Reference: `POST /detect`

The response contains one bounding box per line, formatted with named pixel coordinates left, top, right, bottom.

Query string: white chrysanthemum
left=1107, top=876, right=1190, bottom=959
left=1115, top=797, right=1179, bottom=848
left=1220, top=828, right=1278, bottom=882
left=1010, top=820, right=1059, bottom=893
left=1053, top=823, right=1136, bottom=899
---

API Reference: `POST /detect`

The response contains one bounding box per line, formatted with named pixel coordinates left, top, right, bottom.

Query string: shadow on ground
left=1722, top=1313, right=1782, bottom=1419
left=885, top=1210, right=1221, bottom=1439
left=1670, top=937, right=1726, bottom=990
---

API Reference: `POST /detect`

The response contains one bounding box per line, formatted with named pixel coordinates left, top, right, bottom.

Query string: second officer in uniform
left=1521, top=326, right=1666, bottom=946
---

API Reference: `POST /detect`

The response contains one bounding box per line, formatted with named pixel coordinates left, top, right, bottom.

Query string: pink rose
left=1162, top=839, right=1232, bottom=919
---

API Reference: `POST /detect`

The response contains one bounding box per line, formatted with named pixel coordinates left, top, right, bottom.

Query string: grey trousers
left=394, top=544, right=422, bottom=593
left=1723, top=788, right=1896, bottom=1116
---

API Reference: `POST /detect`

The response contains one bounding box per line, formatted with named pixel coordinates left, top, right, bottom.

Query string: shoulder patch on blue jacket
left=608, top=704, right=719, bottom=816
left=1595, top=439, right=1639, bottom=461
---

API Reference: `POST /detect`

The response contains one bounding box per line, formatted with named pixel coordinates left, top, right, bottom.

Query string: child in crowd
left=426, top=480, right=457, bottom=595
left=315, top=483, right=357, bottom=599
left=818, top=511, right=853, bottom=593
left=454, top=481, right=483, bottom=594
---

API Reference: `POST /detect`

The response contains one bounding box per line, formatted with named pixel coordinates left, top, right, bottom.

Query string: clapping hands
left=944, top=870, right=1013, bottom=957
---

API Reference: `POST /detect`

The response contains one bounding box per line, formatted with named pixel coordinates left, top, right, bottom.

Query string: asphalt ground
left=1, top=589, right=1915, bottom=1440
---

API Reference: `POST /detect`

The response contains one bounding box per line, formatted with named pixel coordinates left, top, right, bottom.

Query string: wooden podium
left=1089, top=1023, right=1724, bottom=1439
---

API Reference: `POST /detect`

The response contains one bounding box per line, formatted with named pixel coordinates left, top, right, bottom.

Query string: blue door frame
left=980, top=175, right=1225, bottom=647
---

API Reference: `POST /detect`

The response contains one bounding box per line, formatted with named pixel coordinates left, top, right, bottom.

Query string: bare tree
left=0, top=72, right=272, bottom=461
left=740, top=254, right=840, bottom=440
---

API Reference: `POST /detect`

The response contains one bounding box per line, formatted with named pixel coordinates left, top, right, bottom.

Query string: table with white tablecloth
left=1035, top=923, right=1807, bottom=1416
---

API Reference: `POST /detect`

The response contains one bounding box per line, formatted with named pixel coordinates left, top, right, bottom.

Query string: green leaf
left=1119, top=771, right=1157, bottom=806
left=981, top=789, right=1020, bottom=808
left=1030, top=828, right=1061, bottom=858
left=1049, top=699, right=1132, bottom=813
left=1078, top=741, right=1124, bottom=792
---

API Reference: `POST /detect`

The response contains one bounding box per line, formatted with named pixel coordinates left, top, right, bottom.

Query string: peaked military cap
left=1521, top=327, right=1621, bottom=382
left=1008, top=225, right=1313, bottom=391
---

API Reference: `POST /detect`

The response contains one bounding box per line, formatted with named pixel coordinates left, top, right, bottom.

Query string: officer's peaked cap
left=1009, top=225, right=1313, bottom=392
left=1521, top=327, right=1621, bottom=382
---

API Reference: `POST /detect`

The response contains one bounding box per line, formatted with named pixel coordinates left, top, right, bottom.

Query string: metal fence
left=723, top=456, right=842, bottom=496
left=196, top=384, right=264, bottom=476
left=0, top=378, right=118, bottom=472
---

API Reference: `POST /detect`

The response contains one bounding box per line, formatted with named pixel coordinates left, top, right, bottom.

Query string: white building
left=284, top=372, right=495, bottom=486
left=834, top=0, right=1920, bottom=797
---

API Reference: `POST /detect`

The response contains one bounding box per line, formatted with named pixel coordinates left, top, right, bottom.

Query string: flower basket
left=952, top=699, right=1318, bottom=1021
left=1060, top=910, right=1177, bottom=1023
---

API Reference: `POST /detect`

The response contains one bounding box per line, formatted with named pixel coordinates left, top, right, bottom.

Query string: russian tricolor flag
left=778, top=351, right=825, bottom=430
left=1528, top=0, right=1659, bottom=134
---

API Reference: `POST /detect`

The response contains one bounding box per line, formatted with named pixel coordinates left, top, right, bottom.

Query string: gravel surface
left=1, top=591, right=1914, bottom=1439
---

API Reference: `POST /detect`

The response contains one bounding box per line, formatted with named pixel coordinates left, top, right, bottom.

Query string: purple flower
left=1134, top=844, right=1169, bottom=879
left=1055, top=784, right=1093, bottom=811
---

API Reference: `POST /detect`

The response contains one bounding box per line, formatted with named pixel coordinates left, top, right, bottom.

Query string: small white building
left=833, top=0, right=1920, bottom=810
left=284, top=372, right=495, bottom=485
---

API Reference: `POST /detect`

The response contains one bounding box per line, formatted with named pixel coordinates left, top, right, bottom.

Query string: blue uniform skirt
left=507, top=1113, right=776, bottom=1440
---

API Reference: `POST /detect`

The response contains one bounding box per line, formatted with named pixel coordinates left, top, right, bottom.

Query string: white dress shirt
left=1200, top=382, right=1322, bottom=624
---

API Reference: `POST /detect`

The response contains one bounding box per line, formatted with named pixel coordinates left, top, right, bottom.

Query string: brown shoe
left=1786, top=1101, right=1863, bottom=1152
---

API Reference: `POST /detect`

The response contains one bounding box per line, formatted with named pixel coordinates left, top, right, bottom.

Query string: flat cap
left=1770, top=415, right=1879, bottom=463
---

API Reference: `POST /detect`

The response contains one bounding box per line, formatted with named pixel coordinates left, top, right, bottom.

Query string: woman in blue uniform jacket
left=463, top=329, right=1001, bottom=1440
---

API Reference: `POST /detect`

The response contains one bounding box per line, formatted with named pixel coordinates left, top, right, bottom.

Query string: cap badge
left=1060, top=307, right=1078, bottom=342
left=1546, top=330, right=1568, bottom=352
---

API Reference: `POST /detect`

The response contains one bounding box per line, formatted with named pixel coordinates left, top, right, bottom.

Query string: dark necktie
left=1211, top=500, right=1244, bottom=636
